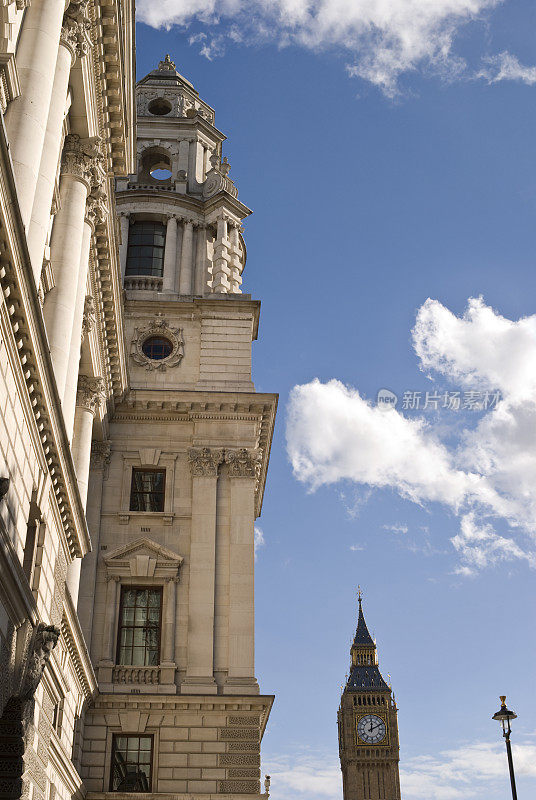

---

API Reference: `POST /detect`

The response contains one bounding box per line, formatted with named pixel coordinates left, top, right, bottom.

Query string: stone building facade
left=0, top=1, right=275, bottom=797
left=338, top=596, right=401, bottom=800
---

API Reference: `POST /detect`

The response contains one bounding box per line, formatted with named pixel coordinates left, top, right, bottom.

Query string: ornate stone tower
left=338, top=594, right=401, bottom=800
left=78, top=55, right=277, bottom=799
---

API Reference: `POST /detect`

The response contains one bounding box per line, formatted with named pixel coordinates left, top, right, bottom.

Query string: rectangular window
left=110, top=734, right=153, bottom=792
left=130, top=469, right=166, bottom=512
left=116, top=587, right=162, bottom=666
left=125, top=221, right=166, bottom=277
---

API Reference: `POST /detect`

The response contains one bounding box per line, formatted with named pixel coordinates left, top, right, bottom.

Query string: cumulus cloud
left=478, top=51, right=536, bottom=85
left=134, top=0, right=530, bottom=97
left=265, top=740, right=536, bottom=800
left=286, top=298, right=536, bottom=574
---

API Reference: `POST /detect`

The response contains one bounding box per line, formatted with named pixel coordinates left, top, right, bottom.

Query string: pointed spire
left=353, top=588, right=375, bottom=646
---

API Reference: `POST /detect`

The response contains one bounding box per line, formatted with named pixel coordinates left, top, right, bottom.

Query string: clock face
left=357, top=714, right=387, bottom=744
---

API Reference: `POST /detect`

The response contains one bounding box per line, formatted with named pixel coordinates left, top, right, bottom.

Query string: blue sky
left=136, top=3, right=536, bottom=797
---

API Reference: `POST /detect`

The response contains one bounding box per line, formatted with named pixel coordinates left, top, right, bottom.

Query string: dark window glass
left=111, top=735, right=153, bottom=792
left=129, top=469, right=165, bottom=512
left=116, top=587, right=162, bottom=666
left=141, top=336, right=172, bottom=361
left=125, top=221, right=166, bottom=277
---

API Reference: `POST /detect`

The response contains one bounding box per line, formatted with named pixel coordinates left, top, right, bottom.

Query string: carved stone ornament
left=60, top=0, right=91, bottom=59
left=81, top=295, right=96, bottom=340
left=188, top=447, right=224, bottom=477
left=61, top=134, right=105, bottom=188
left=225, top=448, right=261, bottom=479
left=130, top=315, right=184, bottom=372
left=76, top=375, right=105, bottom=414
left=19, top=624, right=60, bottom=704
left=159, top=54, right=176, bottom=71
left=91, top=440, right=111, bottom=468
left=86, top=185, right=108, bottom=228
left=203, top=154, right=238, bottom=200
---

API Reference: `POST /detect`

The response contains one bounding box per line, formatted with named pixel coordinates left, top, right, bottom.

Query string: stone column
left=212, top=214, right=232, bottom=293
left=63, top=191, right=105, bottom=439
left=194, top=223, right=207, bottom=295
left=182, top=447, right=223, bottom=694
left=118, top=211, right=130, bottom=280
left=162, top=214, right=178, bottom=292
left=178, top=219, right=194, bottom=295
left=229, top=222, right=243, bottom=294
left=78, top=441, right=110, bottom=642
left=224, top=449, right=260, bottom=693
left=187, top=138, right=197, bottom=191
left=27, top=2, right=90, bottom=282
left=43, top=135, right=103, bottom=400
left=160, top=576, right=179, bottom=685
left=66, top=376, right=104, bottom=605
left=101, top=576, right=121, bottom=665
left=178, top=138, right=190, bottom=175
left=4, top=0, right=66, bottom=226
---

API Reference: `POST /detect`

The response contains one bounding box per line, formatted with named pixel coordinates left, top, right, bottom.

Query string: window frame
left=110, top=733, right=154, bottom=793
left=129, top=468, right=166, bottom=513
left=115, top=585, right=164, bottom=667
left=125, top=220, right=166, bottom=278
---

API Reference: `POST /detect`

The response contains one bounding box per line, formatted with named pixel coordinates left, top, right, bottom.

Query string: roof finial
left=159, top=54, right=176, bottom=72
left=357, top=585, right=363, bottom=605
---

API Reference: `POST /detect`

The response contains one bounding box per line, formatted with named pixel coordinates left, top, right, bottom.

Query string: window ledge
left=118, top=512, right=173, bottom=526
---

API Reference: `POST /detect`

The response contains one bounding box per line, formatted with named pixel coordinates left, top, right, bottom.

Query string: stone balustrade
left=112, top=665, right=161, bottom=685
left=124, top=275, right=163, bottom=291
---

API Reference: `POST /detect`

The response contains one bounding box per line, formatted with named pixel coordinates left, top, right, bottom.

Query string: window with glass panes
left=110, top=735, right=153, bottom=792
left=125, top=221, right=166, bottom=277
left=116, top=587, right=162, bottom=666
left=129, top=468, right=165, bottom=512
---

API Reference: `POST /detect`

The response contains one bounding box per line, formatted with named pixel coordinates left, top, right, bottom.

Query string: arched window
left=126, top=221, right=166, bottom=277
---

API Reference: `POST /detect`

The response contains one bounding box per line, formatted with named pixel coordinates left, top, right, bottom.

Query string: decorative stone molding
left=81, top=295, right=96, bottom=340
left=203, top=153, right=239, bottom=199
left=113, top=666, right=160, bottom=686
left=103, top=538, right=183, bottom=580
left=91, top=440, right=111, bottom=471
left=19, top=624, right=60, bottom=704
left=85, top=185, right=107, bottom=229
left=75, top=376, right=105, bottom=415
left=159, top=54, right=176, bottom=71
left=61, top=135, right=105, bottom=188
left=225, top=449, right=261, bottom=479
left=130, top=315, right=184, bottom=372
left=188, top=447, right=224, bottom=477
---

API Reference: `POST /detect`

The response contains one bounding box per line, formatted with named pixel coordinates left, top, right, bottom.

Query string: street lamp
left=492, top=695, right=518, bottom=800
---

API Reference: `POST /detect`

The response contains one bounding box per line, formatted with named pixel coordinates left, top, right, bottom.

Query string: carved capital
left=76, top=375, right=105, bottom=415
left=61, top=0, right=91, bottom=58
left=225, top=448, right=261, bottom=479
left=91, top=440, right=111, bottom=469
left=81, top=295, right=96, bottom=340
left=188, top=447, right=224, bottom=477
left=61, top=135, right=105, bottom=188
left=86, top=186, right=107, bottom=228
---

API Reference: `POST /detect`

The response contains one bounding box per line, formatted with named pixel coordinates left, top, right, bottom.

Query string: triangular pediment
left=103, top=538, right=183, bottom=579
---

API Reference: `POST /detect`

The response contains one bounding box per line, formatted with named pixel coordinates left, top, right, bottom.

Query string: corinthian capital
left=188, top=447, right=223, bottom=477
left=225, top=448, right=261, bottom=479
left=76, top=375, right=105, bottom=414
left=61, top=0, right=91, bottom=59
left=61, top=135, right=105, bottom=187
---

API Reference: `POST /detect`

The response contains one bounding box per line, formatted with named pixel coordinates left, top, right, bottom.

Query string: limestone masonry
left=0, top=6, right=276, bottom=798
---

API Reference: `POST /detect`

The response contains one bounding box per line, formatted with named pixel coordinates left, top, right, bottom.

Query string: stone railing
left=124, top=275, right=163, bottom=291
left=112, top=665, right=161, bottom=685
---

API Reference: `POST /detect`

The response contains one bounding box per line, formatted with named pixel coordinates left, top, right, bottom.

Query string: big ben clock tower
left=338, top=592, right=401, bottom=800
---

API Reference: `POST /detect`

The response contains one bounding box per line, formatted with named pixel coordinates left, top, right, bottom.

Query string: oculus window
left=110, top=735, right=153, bottom=792
left=130, top=468, right=166, bottom=512
left=141, top=336, right=173, bottom=360
left=116, top=587, right=162, bottom=666
left=125, top=221, right=166, bottom=277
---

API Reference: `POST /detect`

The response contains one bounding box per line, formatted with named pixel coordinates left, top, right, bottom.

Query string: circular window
left=148, top=98, right=172, bottom=116
left=150, top=167, right=172, bottom=180
left=142, top=336, right=173, bottom=360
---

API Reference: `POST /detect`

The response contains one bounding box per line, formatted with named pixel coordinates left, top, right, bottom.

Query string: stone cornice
left=0, top=115, right=90, bottom=559
left=62, top=590, right=98, bottom=699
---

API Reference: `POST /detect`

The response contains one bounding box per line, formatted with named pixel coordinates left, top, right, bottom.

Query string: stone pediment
left=103, top=537, right=183, bottom=579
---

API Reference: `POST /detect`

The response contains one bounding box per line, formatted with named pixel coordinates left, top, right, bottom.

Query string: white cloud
left=401, top=738, right=536, bottom=799
left=265, top=741, right=536, bottom=800
left=349, top=543, right=365, bottom=551
left=135, top=0, right=526, bottom=97
left=383, top=523, right=409, bottom=534
left=478, top=51, right=536, bottom=85
left=286, top=298, right=536, bottom=574
left=254, top=525, right=265, bottom=559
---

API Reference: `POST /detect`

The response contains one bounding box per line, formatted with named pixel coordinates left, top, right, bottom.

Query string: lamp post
left=492, top=695, right=518, bottom=800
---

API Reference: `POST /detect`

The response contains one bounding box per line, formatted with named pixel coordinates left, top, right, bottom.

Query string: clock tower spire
left=338, top=592, right=401, bottom=800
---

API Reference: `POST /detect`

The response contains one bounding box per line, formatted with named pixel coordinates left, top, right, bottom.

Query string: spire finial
left=159, top=54, right=176, bottom=72
left=357, top=585, right=363, bottom=605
